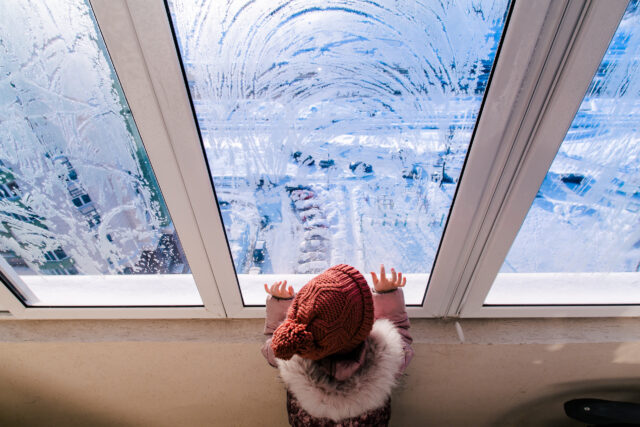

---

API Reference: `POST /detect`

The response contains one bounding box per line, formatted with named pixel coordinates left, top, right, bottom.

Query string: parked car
left=253, top=240, right=266, bottom=263
left=300, top=208, right=323, bottom=222
left=304, top=228, right=329, bottom=241
left=319, top=159, right=335, bottom=169
left=285, top=184, right=312, bottom=193
left=402, top=164, right=424, bottom=180
left=291, top=151, right=314, bottom=166
left=295, top=260, right=330, bottom=274
left=294, top=199, right=319, bottom=211
left=290, top=189, right=315, bottom=201
left=349, top=161, right=373, bottom=176
left=298, top=251, right=328, bottom=264
left=299, top=239, right=328, bottom=252
left=304, top=218, right=329, bottom=229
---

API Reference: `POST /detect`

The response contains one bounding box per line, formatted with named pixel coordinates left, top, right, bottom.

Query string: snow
left=168, top=0, right=640, bottom=303
left=502, top=3, right=640, bottom=274
left=3, top=0, right=637, bottom=309
left=168, top=0, right=509, bottom=291
left=0, top=0, right=194, bottom=298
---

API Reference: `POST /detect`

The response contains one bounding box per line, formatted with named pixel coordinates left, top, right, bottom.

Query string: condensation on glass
left=168, top=0, right=509, bottom=304
left=0, top=0, right=201, bottom=306
left=502, top=1, right=640, bottom=274
left=485, top=2, right=640, bottom=306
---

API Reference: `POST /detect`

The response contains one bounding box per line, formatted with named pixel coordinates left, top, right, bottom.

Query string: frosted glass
left=168, top=0, right=509, bottom=301
left=0, top=1, right=201, bottom=306
left=501, top=2, right=640, bottom=274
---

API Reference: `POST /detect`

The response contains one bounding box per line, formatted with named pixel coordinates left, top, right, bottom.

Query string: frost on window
left=168, top=0, right=509, bottom=288
left=501, top=1, right=640, bottom=274
left=0, top=1, right=197, bottom=305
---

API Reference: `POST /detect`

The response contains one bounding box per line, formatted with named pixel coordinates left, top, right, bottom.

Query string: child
left=262, top=264, right=413, bottom=426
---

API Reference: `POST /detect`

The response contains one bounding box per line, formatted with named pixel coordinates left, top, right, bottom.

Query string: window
left=0, top=0, right=635, bottom=318
left=486, top=0, right=640, bottom=306
left=453, top=0, right=636, bottom=317
left=0, top=0, right=202, bottom=308
left=167, top=0, right=510, bottom=305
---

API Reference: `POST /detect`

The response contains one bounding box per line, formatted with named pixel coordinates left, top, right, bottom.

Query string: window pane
left=0, top=0, right=201, bottom=306
left=488, top=2, right=640, bottom=305
left=168, top=0, right=509, bottom=304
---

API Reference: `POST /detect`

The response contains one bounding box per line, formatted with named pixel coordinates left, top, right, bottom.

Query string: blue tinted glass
left=502, top=1, right=640, bottom=273
left=0, top=0, right=200, bottom=306
left=168, top=0, right=509, bottom=303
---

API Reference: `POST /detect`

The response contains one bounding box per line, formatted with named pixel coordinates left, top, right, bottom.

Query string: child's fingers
left=280, top=280, right=288, bottom=295
left=397, top=272, right=402, bottom=286
left=380, top=264, right=386, bottom=281
left=287, top=285, right=294, bottom=296
left=401, top=276, right=407, bottom=287
left=371, top=272, right=378, bottom=285
left=391, top=268, right=397, bottom=283
left=264, top=283, right=270, bottom=294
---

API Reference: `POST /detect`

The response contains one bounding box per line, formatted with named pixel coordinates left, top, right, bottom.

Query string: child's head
left=271, top=264, right=374, bottom=360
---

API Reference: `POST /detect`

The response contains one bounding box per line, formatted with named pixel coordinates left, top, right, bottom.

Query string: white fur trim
left=276, top=318, right=404, bottom=421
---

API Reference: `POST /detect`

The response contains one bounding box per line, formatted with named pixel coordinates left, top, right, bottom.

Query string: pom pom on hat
left=271, top=264, right=374, bottom=360
left=271, top=320, right=314, bottom=360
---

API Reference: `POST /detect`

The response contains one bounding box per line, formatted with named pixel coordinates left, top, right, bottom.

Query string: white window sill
left=238, top=273, right=429, bottom=305
left=485, top=272, right=640, bottom=305
left=20, top=274, right=202, bottom=307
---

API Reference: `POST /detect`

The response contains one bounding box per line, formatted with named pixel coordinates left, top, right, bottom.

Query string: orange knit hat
left=271, top=264, right=374, bottom=360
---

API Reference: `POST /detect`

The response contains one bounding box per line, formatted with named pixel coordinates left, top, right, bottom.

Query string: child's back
left=262, top=264, right=413, bottom=426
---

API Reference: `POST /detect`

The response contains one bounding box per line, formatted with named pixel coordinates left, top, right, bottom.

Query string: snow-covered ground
left=209, top=132, right=465, bottom=278
left=2, top=0, right=638, bottom=308
left=503, top=4, right=640, bottom=273
left=169, top=0, right=510, bottom=294
left=0, top=1, right=191, bottom=282
left=169, top=0, right=640, bottom=289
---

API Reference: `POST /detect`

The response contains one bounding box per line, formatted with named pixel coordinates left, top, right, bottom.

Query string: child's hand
left=264, top=280, right=294, bottom=299
left=371, top=264, right=406, bottom=293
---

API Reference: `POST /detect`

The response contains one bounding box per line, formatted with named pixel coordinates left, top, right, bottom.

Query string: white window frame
left=452, top=0, right=638, bottom=318
left=0, top=0, right=226, bottom=319
left=0, top=0, right=637, bottom=319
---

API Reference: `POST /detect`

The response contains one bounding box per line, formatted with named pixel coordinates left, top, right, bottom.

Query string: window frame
left=0, top=0, right=225, bottom=319
left=456, top=0, right=638, bottom=318
left=0, top=0, right=637, bottom=319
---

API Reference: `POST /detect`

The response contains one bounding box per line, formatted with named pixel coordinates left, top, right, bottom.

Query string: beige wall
left=0, top=318, right=639, bottom=426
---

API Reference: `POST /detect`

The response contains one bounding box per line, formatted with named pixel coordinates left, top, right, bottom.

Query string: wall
left=0, top=318, right=638, bottom=426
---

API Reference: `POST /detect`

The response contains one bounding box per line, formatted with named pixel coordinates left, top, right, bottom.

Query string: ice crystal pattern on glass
left=503, top=1, right=640, bottom=273
left=169, top=0, right=509, bottom=275
left=0, top=1, right=189, bottom=276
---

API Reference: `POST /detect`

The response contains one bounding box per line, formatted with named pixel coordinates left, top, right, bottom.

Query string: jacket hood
left=276, top=318, right=404, bottom=421
left=315, top=336, right=368, bottom=381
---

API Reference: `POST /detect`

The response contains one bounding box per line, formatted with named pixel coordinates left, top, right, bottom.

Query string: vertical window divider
left=418, top=0, right=567, bottom=317
left=87, top=0, right=228, bottom=317
left=421, top=0, right=630, bottom=318
left=114, top=0, right=260, bottom=317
